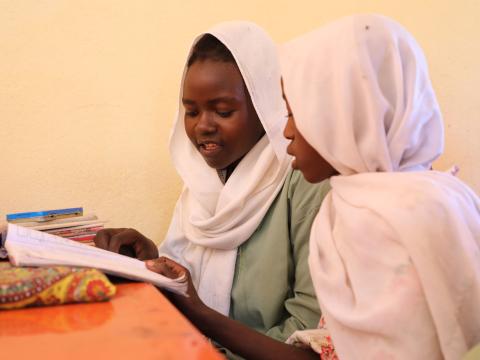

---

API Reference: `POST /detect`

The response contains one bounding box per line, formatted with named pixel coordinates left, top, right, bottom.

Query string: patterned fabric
left=315, top=317, right=338, bottom=360
left=286, top=316, right=338, bottom=360
left=0, top=262, right=116, bottom=310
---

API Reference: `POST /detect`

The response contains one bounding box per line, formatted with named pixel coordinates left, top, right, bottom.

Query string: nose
left=283, top=115, right=294, bottom=140
left=196, top=111, right=216, bottom=134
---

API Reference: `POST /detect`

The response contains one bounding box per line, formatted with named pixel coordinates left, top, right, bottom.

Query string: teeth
left=204, top=143, right=218, bottom=150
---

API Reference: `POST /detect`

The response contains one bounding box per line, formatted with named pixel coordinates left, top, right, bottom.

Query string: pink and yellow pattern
left=286, top=316, right=338, bottom=360
left=0, top=262, right=116, bottom=310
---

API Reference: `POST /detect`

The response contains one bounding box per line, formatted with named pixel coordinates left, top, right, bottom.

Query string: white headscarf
left=281, top=14, right=480, bottom=359
left=160, top=21, right=291, bottom=315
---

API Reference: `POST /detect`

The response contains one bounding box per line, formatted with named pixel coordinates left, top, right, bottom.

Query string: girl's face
left=283, top=95, right=338, bottom=183
left=182, top=59, right=264, bottom=171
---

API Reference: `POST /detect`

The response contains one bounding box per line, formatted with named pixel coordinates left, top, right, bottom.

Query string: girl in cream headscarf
left=282, top=14, right=480, bottom=360
left=96, top=21, right=329, bottom=359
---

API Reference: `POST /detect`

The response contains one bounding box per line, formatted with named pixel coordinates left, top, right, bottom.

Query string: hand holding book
left=94, top=228, right=159, bottom=260
left=5, top=224, right=187, bottom=295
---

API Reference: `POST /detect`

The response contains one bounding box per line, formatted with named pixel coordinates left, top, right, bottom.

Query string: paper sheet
left=5, top=223, right=187, bottom=295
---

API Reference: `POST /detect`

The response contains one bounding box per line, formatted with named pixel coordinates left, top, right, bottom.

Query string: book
left=7, top=208, right=83, bottom=223
left=4, top=223, right=187, bottom=295
left=11, top=214, right=99, bottom=228
left=6, top=209, right=105, bottom=246
left=25, top=219, right=107, bottom=232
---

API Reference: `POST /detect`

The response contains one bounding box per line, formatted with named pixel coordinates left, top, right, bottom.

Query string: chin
left=203, top=158, right=227, bottom=170
left=302, top=171, right=324, bottom=184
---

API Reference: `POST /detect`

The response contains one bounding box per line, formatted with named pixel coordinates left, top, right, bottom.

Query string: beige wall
left=1, top=0, right=478, bottom=243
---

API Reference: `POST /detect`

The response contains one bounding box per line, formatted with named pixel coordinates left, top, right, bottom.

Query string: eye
left=185, top=110, right=199, bottom=117
left=216, top=110, right=234, bottom=118
left=285, top=113, right=293, bottom=119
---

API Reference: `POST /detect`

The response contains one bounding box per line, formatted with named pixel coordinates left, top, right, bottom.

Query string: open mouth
left=198, top=142, right=222, bottom=157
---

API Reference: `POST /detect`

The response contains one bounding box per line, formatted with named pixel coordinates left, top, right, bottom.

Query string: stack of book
left=6, top=207, right=106, bottom=246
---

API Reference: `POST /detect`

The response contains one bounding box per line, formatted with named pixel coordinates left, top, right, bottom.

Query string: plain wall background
left=1, top=0, right=479, bottom=243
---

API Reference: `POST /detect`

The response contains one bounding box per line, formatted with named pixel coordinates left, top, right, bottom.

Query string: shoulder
left=284, top=169, right=331, bottom=223
left=331, top=171, right=479, bottom=217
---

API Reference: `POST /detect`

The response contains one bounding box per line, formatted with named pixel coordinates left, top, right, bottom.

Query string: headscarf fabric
left=161, top=21, right=291, bottom=315
left=281, top=14, right=480, bottom=359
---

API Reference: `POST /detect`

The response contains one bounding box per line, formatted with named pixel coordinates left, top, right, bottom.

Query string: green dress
left=224, top=169, right=330, bottom=358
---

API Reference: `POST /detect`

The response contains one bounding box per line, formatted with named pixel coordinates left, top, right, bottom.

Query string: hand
left=94, top=228, right=159, bottom=260
left=146, top=257, right=205, bottom=315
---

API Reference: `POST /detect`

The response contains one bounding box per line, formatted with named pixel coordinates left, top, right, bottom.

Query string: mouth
left=198, top=141, right=223, bottom=157
left=286, top=142, right=295, bottom=157
left=286, top=143, right=298, bottom=169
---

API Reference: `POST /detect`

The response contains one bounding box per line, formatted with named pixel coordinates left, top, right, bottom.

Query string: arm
left=146, top=257, right=319, bottom=360
left=264, top=174, right=330, bottom=340
left=262, top=204, right=322, bottom=340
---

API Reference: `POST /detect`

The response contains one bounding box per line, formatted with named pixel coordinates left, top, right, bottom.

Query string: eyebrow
left=182, top=97, right=240, bottom=106
left=182, top=99, right=195, bottom=105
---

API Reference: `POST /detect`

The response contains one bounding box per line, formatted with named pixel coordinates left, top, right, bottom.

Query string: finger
left=163, top=257, right=188, bottom=276
left=93, top=229, right=109, bottom=249
left=107, top=228, right=136, bottom=254
left=135, top=239, right=159, bottom=260
left=119, top=244, right=137, bottom=258
left=146, top=259, right=176, bottom=278
left=146, top=257, right=189, bottom=282
left=94, top=228, right=126, bottom=250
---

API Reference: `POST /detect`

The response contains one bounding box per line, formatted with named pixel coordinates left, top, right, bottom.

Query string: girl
left=97, top=21, right=329, bottom=359
left=281, top=14, right=480, bottom=359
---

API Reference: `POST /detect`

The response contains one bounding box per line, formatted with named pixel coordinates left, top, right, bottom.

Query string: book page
left=5, top=223, right=187, bottom=295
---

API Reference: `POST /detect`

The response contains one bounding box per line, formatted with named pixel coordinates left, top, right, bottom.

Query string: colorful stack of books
left=6, top=207, right=106, bottom=246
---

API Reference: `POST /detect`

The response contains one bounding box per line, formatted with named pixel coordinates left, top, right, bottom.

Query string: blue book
left=6, top=207, right=83, bottom=223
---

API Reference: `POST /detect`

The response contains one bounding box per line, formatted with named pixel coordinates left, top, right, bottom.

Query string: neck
left=223, top=157, right=243, bottom=182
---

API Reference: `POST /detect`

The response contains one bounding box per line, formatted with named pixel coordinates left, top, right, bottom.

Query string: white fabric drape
left=281, top=14, right=480, bottom=359
left=160, top=21, right=291, bottom=315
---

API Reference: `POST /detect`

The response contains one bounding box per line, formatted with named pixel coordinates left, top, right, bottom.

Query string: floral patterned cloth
left=0, top=262, right=116, bottom=310
left=286, top=316, right=338, bottom=360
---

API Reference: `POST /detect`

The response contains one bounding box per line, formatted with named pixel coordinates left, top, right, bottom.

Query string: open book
left=5, top=223, right=187, bottom=295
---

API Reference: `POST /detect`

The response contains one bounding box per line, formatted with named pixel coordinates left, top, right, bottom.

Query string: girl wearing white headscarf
left=161, top=20, right=293, bottom=316
left=281, top=14, right=480, bottom=360
left=97, top=21, right=329, bottom=359
left=154, top=21, right=333, bottom=358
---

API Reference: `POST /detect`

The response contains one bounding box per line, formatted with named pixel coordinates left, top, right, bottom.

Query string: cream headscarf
left=281, top=14, right=480, bottom=359
left=160, top=21, right=291, bottom=315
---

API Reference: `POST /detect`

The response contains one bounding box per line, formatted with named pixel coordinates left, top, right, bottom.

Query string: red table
left=0, top=282, right=224, bottom=359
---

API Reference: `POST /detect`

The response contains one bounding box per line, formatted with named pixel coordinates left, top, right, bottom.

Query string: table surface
left=0, top=282, right=224, bottom=359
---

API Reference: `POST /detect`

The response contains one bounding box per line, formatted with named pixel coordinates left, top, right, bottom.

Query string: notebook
left=4, top=223, right=187, bottom=295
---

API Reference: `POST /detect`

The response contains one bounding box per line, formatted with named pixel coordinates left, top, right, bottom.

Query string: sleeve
left=264, top=172, right=331, bottom=341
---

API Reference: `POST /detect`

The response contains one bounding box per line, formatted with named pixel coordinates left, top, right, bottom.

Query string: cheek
left=294, top=140, right=313, bottom=164
left=221, top=115, right=248, bottom=147
left=300, top=157, right=324, bottom=183
left=184, top=120, right=197, bottom=144
left=294, top=143, right=323, bottom=181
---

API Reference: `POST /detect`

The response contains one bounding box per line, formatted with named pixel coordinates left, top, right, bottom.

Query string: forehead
left=183, top=60, right=246, bottom=100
